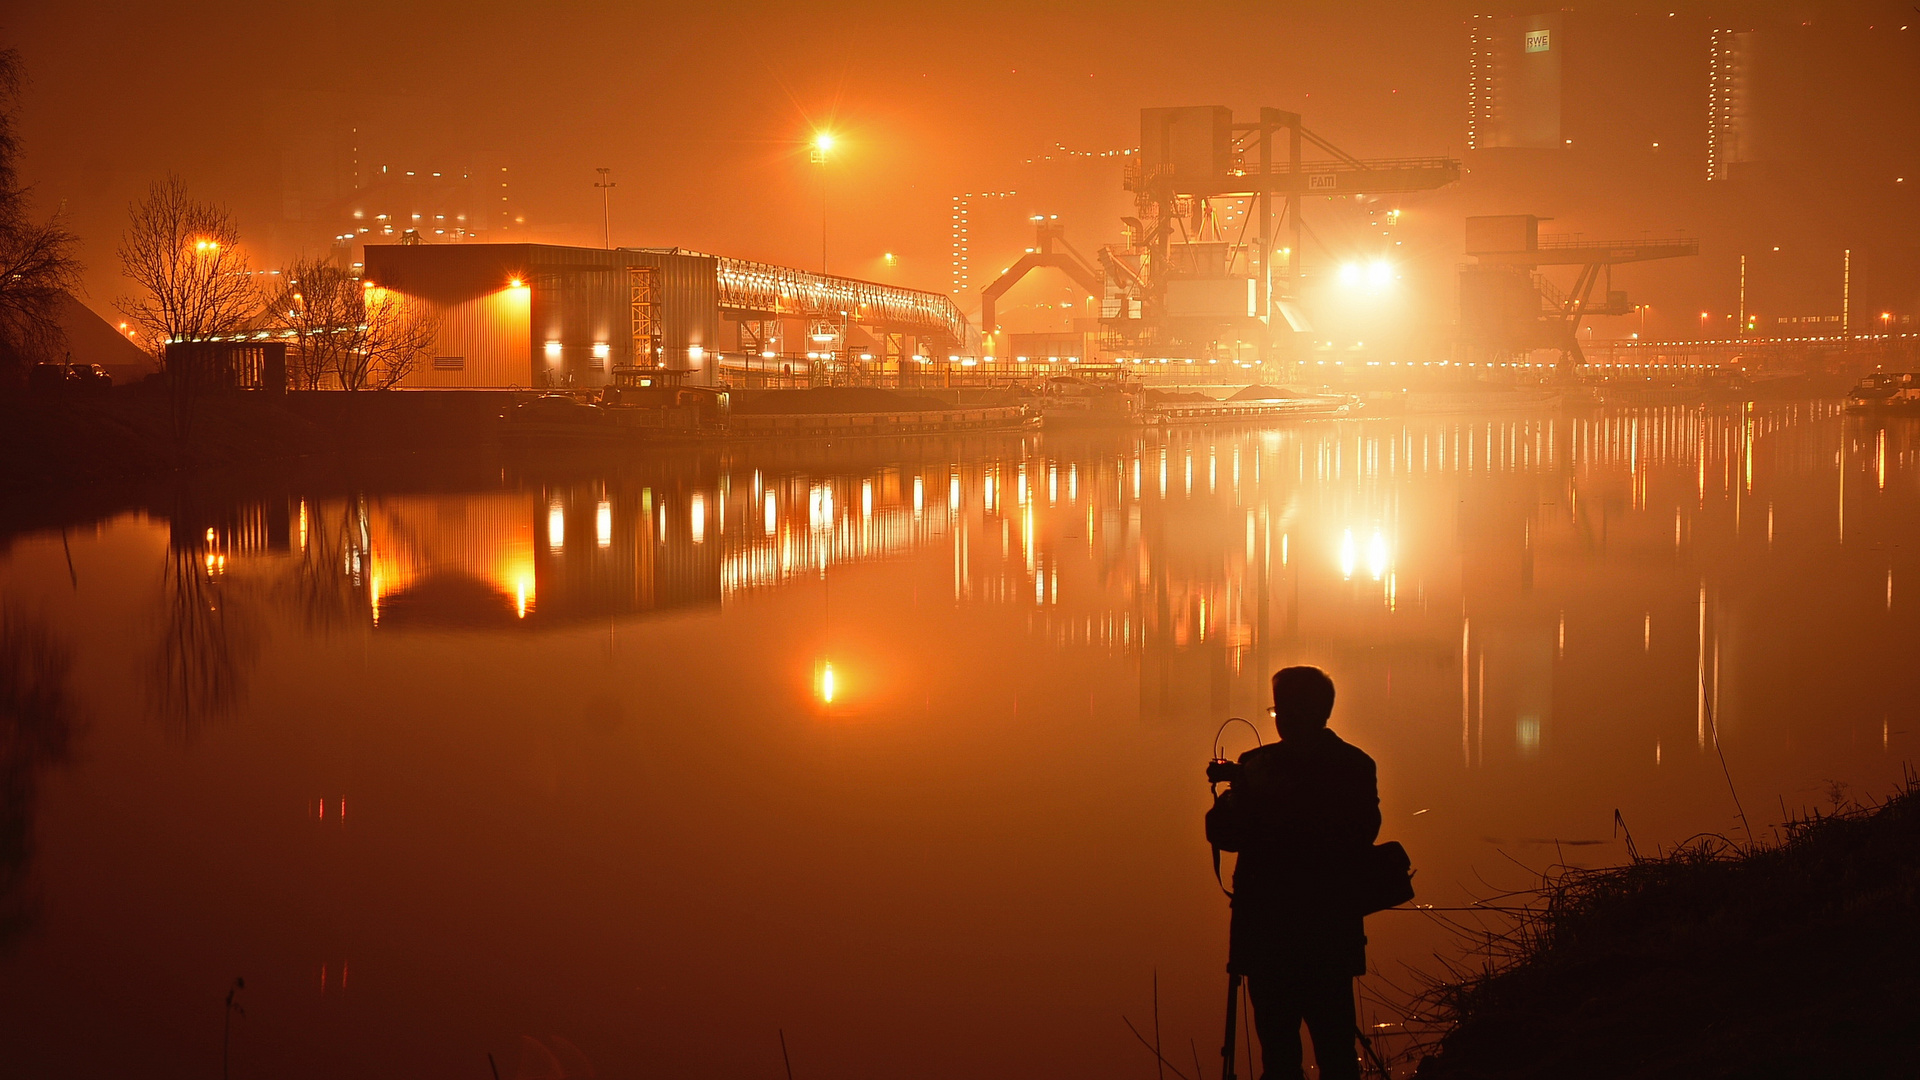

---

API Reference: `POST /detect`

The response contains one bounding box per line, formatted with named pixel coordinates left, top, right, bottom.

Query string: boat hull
left=1149, top=398, right=1354, bottom=425
left=726, top=405, right=1039, bottom=440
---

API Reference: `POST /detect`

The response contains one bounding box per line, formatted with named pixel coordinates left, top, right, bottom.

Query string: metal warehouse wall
left=624, top=248, right=722, bottom=385
left=366, top=243, right=722, bottom=389
left=418, top=290, right=531, bottom=387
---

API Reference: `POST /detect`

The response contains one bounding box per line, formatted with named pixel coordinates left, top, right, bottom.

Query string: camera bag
left=1356, top=840, right=1415, bottom=915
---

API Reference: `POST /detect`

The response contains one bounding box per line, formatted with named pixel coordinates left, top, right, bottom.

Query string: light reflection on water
left=1, top=403, right=1916, bottom=1077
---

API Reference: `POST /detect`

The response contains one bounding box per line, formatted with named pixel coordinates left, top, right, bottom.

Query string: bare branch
left=115, top=175, right=260, bottom=369
left=269, top=264, right=440, bottom=391
left=358, top=286, right=438, bottom=390
left=270, top=257, right=357, bottom=390
left=0, top=48, right=84, bottom=383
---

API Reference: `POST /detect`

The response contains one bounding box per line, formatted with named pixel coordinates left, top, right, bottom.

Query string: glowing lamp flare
left=819, top=662, right=836, bottom=704
left=1339, top=260, right=1395, bottom=291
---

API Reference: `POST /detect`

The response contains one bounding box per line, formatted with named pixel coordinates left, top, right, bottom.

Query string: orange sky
left=10, top=0, right=1918, bottom=338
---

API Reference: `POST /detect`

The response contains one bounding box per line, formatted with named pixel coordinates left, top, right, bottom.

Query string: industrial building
left=361, top=243, right=973, bottom=390
left=977, top=106, right=1460, bottom=369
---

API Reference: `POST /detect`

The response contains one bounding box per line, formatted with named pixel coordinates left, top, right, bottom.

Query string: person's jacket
left=1206, top=727, right=1379, bottom=976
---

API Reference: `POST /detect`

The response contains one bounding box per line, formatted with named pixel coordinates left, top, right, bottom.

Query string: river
left=1, top=403, right=1913, bottom=1077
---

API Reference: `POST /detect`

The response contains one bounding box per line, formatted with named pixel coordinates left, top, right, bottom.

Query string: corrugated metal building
left=362, top=242, right=970, bottom=390
left=363, top=244, right=719, bottom=389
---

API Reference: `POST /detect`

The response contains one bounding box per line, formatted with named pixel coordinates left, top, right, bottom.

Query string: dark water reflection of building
left=177, top=405, right=1920, bottom=756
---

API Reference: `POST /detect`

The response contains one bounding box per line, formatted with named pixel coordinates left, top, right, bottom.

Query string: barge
left=1845, top=372, right=1920, bottom=415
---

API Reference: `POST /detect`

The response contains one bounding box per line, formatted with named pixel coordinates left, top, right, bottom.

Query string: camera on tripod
left=1205, top=757, right=1243, bottom=784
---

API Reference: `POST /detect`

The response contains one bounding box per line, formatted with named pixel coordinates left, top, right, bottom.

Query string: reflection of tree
left=149, top=546, right=258, bottom=740
left=278, top=498, right=372, bottom=634
left=0, top=608, right=77, bottom=954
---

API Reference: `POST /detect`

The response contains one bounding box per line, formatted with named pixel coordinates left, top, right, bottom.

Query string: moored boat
left=1845, top=372, right=1920, bottom=414
left=501, top=394, right=627, bottom=445
left=727, top=404, right=1038, bottom=439
left=1148, top=394, right=1354, bottom=425
left=1033, top=373, right=1145, bottom=429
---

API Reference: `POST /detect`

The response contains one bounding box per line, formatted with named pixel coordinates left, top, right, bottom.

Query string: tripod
left=1219, top=972, right=1244, bottom=1080
left=1216, top=969, right=1393, bottom=1080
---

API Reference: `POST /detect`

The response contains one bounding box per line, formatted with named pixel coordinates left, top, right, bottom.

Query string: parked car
left=26, top=362, right=113, bottom=394
left=70, top=363, right=113, bottom=392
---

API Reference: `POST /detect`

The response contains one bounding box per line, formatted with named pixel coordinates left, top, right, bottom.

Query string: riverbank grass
left=1414, top=780, right=1920, bottom=1079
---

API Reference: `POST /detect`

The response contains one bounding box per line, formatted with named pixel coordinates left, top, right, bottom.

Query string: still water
left=2, top=405, right=1915, bottom=1078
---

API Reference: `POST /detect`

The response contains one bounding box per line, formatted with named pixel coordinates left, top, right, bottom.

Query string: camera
left=1206, top=758, right=1243, bottom=784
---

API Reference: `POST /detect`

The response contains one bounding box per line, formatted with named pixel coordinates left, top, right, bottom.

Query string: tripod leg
left=1220, top=973, right=1242, bottom=1080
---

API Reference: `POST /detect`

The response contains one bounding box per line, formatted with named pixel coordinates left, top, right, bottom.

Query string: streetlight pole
left=811, top=133, right=834, bottom=275
left=594, top=168, right=615, bottom=250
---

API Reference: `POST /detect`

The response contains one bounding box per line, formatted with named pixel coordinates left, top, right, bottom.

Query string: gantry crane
left=1458, top=215, right=1699, bottom=370
left=1113, top=107, right=1461, bottom=366
left=980, top=215, right=1102, bottom=336
left=976, top=107, right=1460, bottom=370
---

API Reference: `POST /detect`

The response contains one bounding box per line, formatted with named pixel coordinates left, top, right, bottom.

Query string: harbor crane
left=1458, top=214, right=1699, bottom=370
left=1114, top=106, right=1460, bottom=366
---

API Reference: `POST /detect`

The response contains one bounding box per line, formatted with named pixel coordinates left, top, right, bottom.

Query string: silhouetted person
left=1207, top=666, right=1379, bottom=1080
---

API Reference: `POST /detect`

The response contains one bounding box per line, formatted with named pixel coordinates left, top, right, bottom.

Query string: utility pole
left=594, top=168, right=615, bottom=249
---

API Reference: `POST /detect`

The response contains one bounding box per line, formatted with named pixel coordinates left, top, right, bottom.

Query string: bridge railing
left=713, top=256, right=969, bottom=343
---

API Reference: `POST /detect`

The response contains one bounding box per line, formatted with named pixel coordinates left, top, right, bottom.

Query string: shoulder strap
left=1211, top=791, right=1233, bottom=899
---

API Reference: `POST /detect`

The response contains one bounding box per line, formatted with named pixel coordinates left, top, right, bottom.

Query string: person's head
left=1271, top=666, right=1336, bottom=741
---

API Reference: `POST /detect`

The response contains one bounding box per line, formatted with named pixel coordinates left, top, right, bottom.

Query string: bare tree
left=353, top=285, right=438, bottom=389
left=117, top=177, right=260, bottom=438
left=0, top=49, right=83, bottom=388
left=269, top=263, right=437, bottom=391
left=269, top=257, right=356, bottom=389
left=115, top=175, right=259, bottom=367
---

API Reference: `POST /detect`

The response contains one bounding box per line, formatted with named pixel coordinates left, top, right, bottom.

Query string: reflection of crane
left=1459, top=215, right=1699, bottom=369
left=979, top=215, right=1102, bottom=335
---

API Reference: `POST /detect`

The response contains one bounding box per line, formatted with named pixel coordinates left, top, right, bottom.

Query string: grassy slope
left=1413, top=789, right=1920, bottom=1079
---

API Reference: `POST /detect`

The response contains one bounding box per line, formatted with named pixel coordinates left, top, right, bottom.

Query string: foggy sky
left=9, top=0, right=1918, bottom=341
